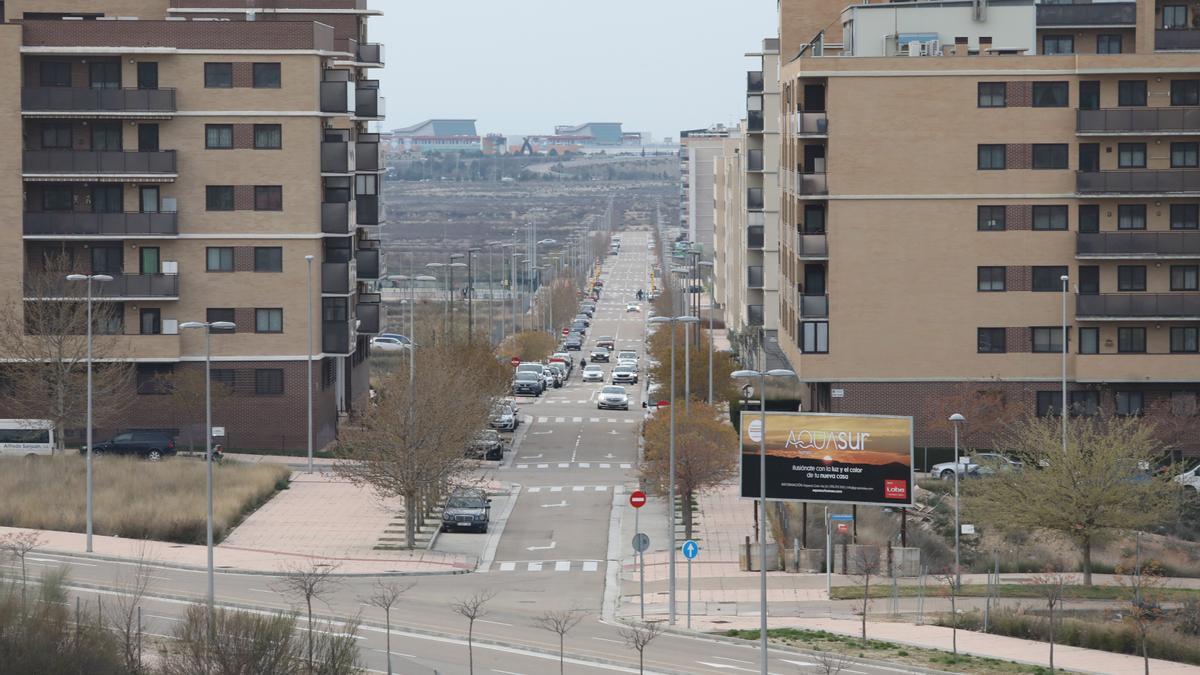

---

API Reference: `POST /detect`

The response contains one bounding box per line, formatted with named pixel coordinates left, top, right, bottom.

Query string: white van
left=0, top=419, right=56, bottom=457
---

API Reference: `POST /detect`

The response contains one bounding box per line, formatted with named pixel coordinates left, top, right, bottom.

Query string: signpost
left=630, top=491, right=648, bottom=619
left=682, top=540, right=699, bottom=628
left=827, top=512, right=855, bottom=595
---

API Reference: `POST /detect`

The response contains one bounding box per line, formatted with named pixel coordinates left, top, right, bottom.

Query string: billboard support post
left=824, top=506, right=831, bottom=598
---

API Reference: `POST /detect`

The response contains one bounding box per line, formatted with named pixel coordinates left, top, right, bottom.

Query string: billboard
left=739, top=412, right=914, bottom=507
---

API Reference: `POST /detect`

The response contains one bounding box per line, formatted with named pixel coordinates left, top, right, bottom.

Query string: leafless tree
left=850, top=546, right=883, bottom=644
left=935, top=569, right=960, bottom=656
left=811, top=646, right=850, bottom=675
left=1116, top=559, right=1167, bottom=675
left=105, top=544, right=156, bottom=673
left=533, top=608, right=587, bottom=675
left=272, top=559, right=342, bottom=672
left=364, top=580, right=414, bottom=675
left=452, top=589, right=497, bottom=675
left=617, top=620, right=664, bottom=675
left=154, top=367, right=232, bottom=452
left=1025, top=571, right=1074, bottom=673
left=0, top=531, right=42, bottom=602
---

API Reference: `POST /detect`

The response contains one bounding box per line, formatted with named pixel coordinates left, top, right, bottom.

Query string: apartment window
left=1033, top=205, right=1068, bottom=231
left=252, top=63, right=281, bottom=88
left=136, top=364, right=174, bottom=395
left=92, top=185, right=122, bottom=214
left=1118, top=204, right=1147, bottom=230
left=978, top=144, right=1006, bottom=170
left=1171, top=79, right=1200, bottom=106
left=207, top=308, right=235, bottom=333
left=1036, top=391, right=1061, bottom=417
left=1079, top=204, right=1100, bottom=233
left=254, top=186, right=282, bottom=211
left=1079, top=326, right=1100, bottom=354
left=977, top=82, right=1006, bottom=108
left=91, top=122, right=122, bottom=151
left=1163, top=5, right=1188, bottom=28
left=253, top=124, right=282, bottom=149
left=1079, top=266, right=1100, bottom=295
left=139, top=308, right=161, bottom=336
left=1118, top=265, right=1147, bottom=291
left=1042, top=35, right=1074, bottom=55
left=1118, top=80, right=1148, bottom=107
left=205, top=124, right=233, bottom=149
left=1032, top=266, right=1068, bottom=291
left=1080, top=143, right=1100, bottom=172
left=206, top=247, right=234, bottom=272
left=1115, top=390, right=1144, bottom=417
left=204, top=62, right=233, bottom=88
left=1171, top=391, right=1199, bottom=416
left=211, top=369, right=236, bottom=391
left=1032, top=81, right=1069, bottom=107
left=977, top=205, right=1006, bottom=231
left=803, top=204, right=826, bottom=233
left=1079, top=81, right=1100, bottom=111
left=39, top=61, right=71, bottom=87
left=1171, top=265, right=1200, bottom=290
left=1172, top=142, right=1199, bottom=168
left=356, top=174, right=378, bottom=196
left=42, top=186, right=73, bottom=211
left=1032, top=327, right=1065, bottom=353
left=254, top=369, right=284, bottom=395
left=1118, top=143, right=1147, bottom=168
left=206, top=186, right=235, bottom=211
left=1096, top=34, right=1123, bottom=54
left=1171, top=203, right=1200, bottom=229
left=254, top=247, right=282, bottom=272
left=255, top=308, right=283, bottom=333
left=978, top=266, right=1006, bottom=292
left=802, top=321, right=828, bottom=353
left=1172, top=326, right=1200, bottom=352
left=41, top=122, right=72, bottom=149
left=1068, top=391, right=1099, bottom=417
left=1032, top=144, right=1069, bottom=169
left=1118, top=326, right=1146, bottom=353
left=977, top=328, right=1007, bottom=353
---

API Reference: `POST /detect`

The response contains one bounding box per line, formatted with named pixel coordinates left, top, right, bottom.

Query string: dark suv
left=441, top=489, right=491, bottom=533
left=83, top=431, right=176, bottom=461
left=465, top=430, right=505, bottom=461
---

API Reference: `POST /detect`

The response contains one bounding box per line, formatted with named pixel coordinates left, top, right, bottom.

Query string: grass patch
left=720, top=628, right=1049, bottom=673
left=0, top=456, right=290, bottom=545
left=831, top=583, right=1200, bottom=602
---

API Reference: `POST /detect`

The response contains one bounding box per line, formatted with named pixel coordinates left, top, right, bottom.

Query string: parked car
left=379, top=333, right=413, bottom=346
left=570, top=321, right=588, bottom=335
left=550, top=353, right=574, bottom=374
left=617, top=350, right=639, bottom=363
left=547, top=362, right=568, bottom=386
left=582, top=366, right=605, bottom=383
left=370, top=336, right=409, bottom=352
left=1173, top=465, right=1200, bottom=492
left=441, top=489, right=491, bottom=533
left=931, top=453, right=1021, bottom=480
left=598, top=385, right=630, bottom=410
left=590, top=348, right=611, bottom=363
left=612, top=366, right=638, bottom=385
left=511, top=371, right=544, bottom=396
left=465, top=429, right=505, bottom=461
left=539, top=366, right=558, bottom=389
left=625, top=303, right=640, bottom=312
left=573, top=315, right=591, bottom=327
left=596, top=336, right=616, bottom=350
left=83, top=431, right=176, bottom=461
left=563, top=335, right=584, bottom=351
left=579, top=306, right=595, bottom=318
left=489, top=402, right=520, bottom=431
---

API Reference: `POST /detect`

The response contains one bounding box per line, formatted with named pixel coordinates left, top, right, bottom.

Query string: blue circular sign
left=681, top=540, right=699, bottom=560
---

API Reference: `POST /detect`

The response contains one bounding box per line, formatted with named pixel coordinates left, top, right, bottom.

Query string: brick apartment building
left=0, top=0, right=386, bottom=451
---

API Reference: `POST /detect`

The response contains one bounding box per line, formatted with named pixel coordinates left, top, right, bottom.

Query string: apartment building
left=1, top=0, right=386, bottom=451
left=776, top=0, right=1200, bottom=451
left=679, top=125, right=732, bottom=257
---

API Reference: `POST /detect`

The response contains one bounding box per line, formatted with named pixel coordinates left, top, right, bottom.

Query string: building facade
left=392, top=119, right=480, bottom=154
left=679, top=125, right=732, bottom=258
left=776, top=0, right=1200, bottom=450
left=2, top=0, right=386, bottom=451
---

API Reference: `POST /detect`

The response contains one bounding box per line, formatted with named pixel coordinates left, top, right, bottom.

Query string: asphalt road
left=23, top=230, right=930, bottom=675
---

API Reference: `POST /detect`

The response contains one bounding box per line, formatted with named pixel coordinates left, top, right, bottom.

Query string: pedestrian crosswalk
left=533, top=416, right=638, bottom=424
left=491, top=560, right=601, bottom=573
left=525, top=485, right=613, bottom=493
left=512, top=462, right=633, bottom=470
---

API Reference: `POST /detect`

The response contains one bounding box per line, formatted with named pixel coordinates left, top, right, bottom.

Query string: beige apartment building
left=0, top=0, right=386, bottom=451
left=773, top=0, right=1200, bottom=450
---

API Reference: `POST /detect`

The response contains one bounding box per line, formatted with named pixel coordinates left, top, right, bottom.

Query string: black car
left=465, top=430, right=505, bottom=461
left=441, top=489, right=491, bottom=533
left=590, top=347, right=611, bottom=363
left=570, top=322, right=587, bottom=335
left=511, top=371, right=544, bottom=396
left=83, top=431, right=176, bottom=461
left=563, top=335, right=584, bottom=350
left=573, top=315, right=591, bottom=327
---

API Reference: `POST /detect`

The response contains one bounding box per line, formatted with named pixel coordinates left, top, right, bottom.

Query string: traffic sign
left=562, top=327, right=569, bottom=336
left=510, top=357, right=520, bottom=367
left=681, top=540, right=699, bottom=560
left=657, top=400, right=670, bottom=408
left=836, top=523, right=849, bottom=534
left=629, top=490, right=647, bottom=509
left=829, top=514, right=855, bottom=522
left=632, top=533, right=650, bottom=553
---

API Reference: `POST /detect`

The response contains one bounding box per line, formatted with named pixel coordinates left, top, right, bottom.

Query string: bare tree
left=533, top=608, right=587, bottom=675
left=154, top=367, right=232, bottom=452
left=920, top=383, right=1022, bottom=453
left=364, top=580, right=414, bottom=675
left=105, top=544, right=156, bottom=673
left=497, top=330, right=558, bottom=363
left=272, top=559, right=342, bottom=672
left=850, top=547, right=883, bottom=644
left=935, top=569, right=960, bottom=656
left=452, top=589, right=497, bottom=675
left=1116, top=559, right=1167, bottom=675
left=0, top=531, right=42, bottom=602
left=617, top=621, right=664, bottom=675
left=811, top=646, right=849, bottom=675
left=1025, top=571, right=1074, bottom=673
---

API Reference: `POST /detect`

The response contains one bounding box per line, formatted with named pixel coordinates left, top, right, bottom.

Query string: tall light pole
left=448, top=254, right=466, bottom=340
left=179, top=319, right=237, bottom=623
left=424, top=262, right=447, bottom=336
left=466, top=248, right=479, bottom=343
left=731, top=367, right=796, bottom=675
left=1060, top=274, right=1069, bottom=454
left=66, top=272, right=113, bottom=553
left=949, top=412, right=965, bottom=590
left=647, top=314, right=699, bottom=625
left=304, top=255, right=314, bottom=474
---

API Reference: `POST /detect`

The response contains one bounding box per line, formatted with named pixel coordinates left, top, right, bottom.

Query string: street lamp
left=466, top=248, right=480, bottom=344
left=65, top=272, right=113, bottom=553
left=731, top=367, right=797, bottom=675
left=179, top=319, right=238, bottom=623
left=949, top=412, right=965, bottom=590
left=304, top=255, right=314, bottom=474
left=647, top=314, right=699, bottom=626
left=424, top=262, right=447, bottom=335
left=697, top=261, right=715, bottom=406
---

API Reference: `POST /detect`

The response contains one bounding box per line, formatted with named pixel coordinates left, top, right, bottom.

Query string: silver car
left=612, top=366, right=638, bottom=384
left=598, top=385, right=629, bottom=410
left=582, top=365, right=605, bottom=382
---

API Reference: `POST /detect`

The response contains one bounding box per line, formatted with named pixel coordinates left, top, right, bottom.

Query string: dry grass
left=0, top=456, right=289, bottom=545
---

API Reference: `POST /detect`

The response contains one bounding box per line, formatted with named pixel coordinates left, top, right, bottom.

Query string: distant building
left=392, top=119, right=481, bottom=153
left=482, top=133, right=508, bottom=155
left=680, top=124, right=734, bottom=257
left=554, top=122, right=624, bottom=146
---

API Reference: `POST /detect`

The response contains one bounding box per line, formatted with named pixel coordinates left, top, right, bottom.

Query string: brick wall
left=234, top=246, right=255, bottom=272
left=1006, top=326, right=1032, bottom=353
left=1006, top=204, right=1032, bottom=230
left=1006, top=144, right=1032, bottom=169
left=232, top=62, right=254, bottom=88
left=1007, top=265, right=1032, bottom=291
left=1007, top=81, right=1032, bottom=107
left=232, top=124, right=254, bottom=149
left=233, top=185, right=255, bottom=211
left=21, top=19, right=333, bottom=52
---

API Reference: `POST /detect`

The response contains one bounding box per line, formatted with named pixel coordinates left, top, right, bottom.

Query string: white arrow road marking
left=522, top=454, right=544, bottom=459
left=531, top=431, right=554, bottom=436
left=540, top=501, right=568, bottom=508
left=526, top=541, right=557, bottom=551
left=604, top=453, right=615, bottom=459
left=609, top=429, right=619, bottom=435
left=695, top=663, right=764, bottom=672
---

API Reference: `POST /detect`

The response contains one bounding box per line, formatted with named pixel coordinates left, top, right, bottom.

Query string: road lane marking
left=578, top=462, right=591, bottom=468
left=526, top=542, right=556, bottom=552
left=558, top=462, right=570, bottom=468
left=527, top=562, right=543, bottom=571
left=499, top=562, right=515, bottom=571
left=477, top=619, right=514, bottom=627
left=537, top=463, right=549, bottom=468
left=582, top=561, right=599, bottom=572
left=592, top=637, right=623, bottom=644
left=572, top=416, right=582, bottom=423
left=527, top=487, right=541, bottom=493
left=572, top=486, right=585, bottom=492
left=554, top=561, right=571, bottom=572
left=540, top=501, right=567, bottom=509
left=550, top=486, right=563, bottom=492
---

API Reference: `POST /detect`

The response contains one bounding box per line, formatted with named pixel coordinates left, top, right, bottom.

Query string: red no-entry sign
left=836, top=523, right=849, bottom=534
left=629, top=490, right=647, bottom=509
left=510, top=357, right=520, bottom=367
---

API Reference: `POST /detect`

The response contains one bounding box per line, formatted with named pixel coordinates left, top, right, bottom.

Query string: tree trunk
left=1081, top=535, right=1093, bottom=586
left=1142, top=632, right=1149, bottom=675
left=404, top=491, right=418, bottom=549
left=682, top=490, right=694, bottom=541
left=1049, top=601, right=1055, bottom=672
left=468, top=623, right=474, bottom=675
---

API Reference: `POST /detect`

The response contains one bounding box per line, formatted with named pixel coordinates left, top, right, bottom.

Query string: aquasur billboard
left=739, top=412, right=914, bottom=507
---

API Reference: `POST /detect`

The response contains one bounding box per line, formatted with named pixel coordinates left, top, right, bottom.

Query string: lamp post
left=304, top=255, right=314, bottom=474
left=698, top=261, right=715, bottom=406
left=731, top=368, right=796, bottom=675
left=949, top=412, right=965, bottom=590
left=65, top=272, right=113, bottom=553
left=1060, top=274, right=1069, bottom=454
left=466, top=248, right=479, bottom=343
left=515, top=256, right=529, bottom=332
left=179, top=319, right=237, bottom=623
left=448, top=256, right=466, bottom=340
left=424, top=262, right=446, bottom=336
left=647, top=314, right=699, bottom=626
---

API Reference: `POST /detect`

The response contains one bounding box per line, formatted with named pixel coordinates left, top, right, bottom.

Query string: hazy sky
left=369, top=0, right=777, bottom=141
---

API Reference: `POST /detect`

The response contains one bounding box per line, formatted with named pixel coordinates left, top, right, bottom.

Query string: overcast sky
left=369, top=0, right=777, bottom=141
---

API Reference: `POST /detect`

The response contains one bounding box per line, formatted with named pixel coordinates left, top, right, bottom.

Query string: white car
left=370, top=336, right=409, bottom=352
left=1174, top=466, right=1200, bottom=492
left=625, top=303, right=640, bottom=312
left=617, top=358, right=638, bottom=372
left=617, top=350, right=639, bottom=363
left=612, top=366, right=638, bottom=385
left=598, top=385, right=629, bottom=410
left=582, top=366, right=605, bottom=383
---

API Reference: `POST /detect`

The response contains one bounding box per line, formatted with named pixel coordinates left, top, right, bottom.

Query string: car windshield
left=615, top=367, right=632, bottom=373
left=619, top=352, right=636, bottom=358
left=598, top=336, right=613, bottom=342
left=602, top=386, right=625, bottom=394
left=515, top=373, right=538, bottom=381
left=446, top=496, right=485, bottom=509
left=585, top=366, right=602, bottom=372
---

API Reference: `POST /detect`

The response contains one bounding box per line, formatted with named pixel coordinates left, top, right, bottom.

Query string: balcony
left=322, top=320, right=352, bottom=355
left=354, top=81, right=384, bottom=120
left=748, top=111, right=764, bottom=133
left=747, top=305, right=764, bottom=327
left=1036, top=2, right=1135, bottom=26
left=321, top=140, right=355, bottom=174
left=322, top=201, right=354, bottom=235
left=356, top=296, right=382, bottom=335
left=747, top=188, right=764, bottom=210
left=320, top=80, right=353, bottom=114
left=747, top=71, right=764, bottom=93
left=357, top=194, right=384, bottom=226
left=356, top=248, right=382, bottom=280
left=747, top=149, right=764, bottom=172
left=23, top=150, right=177, bottom=179
left=747, top=265, right=764, bottom=289
left=24, top=211, right=178, bottom=238
left=356, top=133, right=383, bottom=173
left=1076, top=293, right=1200, bottom=320
left=799, top=294, right=829, bottom=318
left=22, top=88, right=177, bottom=117
left=358, top=43, right=385, bottom=67
left=747, top=225, right=764, bottom=249
left=28, top=273, right=179, bottom=300
left=1076, top=170, right=1200, bottom=195
left=322, top=261, right=354, bottom=295
left=1076, top=232, right=1200, bottom=259
left=1077, top=108, right=1200, bottom=135
left=1157, top=29, right=1200, bottom=51
left=795, top=172, right=828, bottom=196
left=791, top=112, right=828, bottom=136
left=795, top=233, right=829, bottom=259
